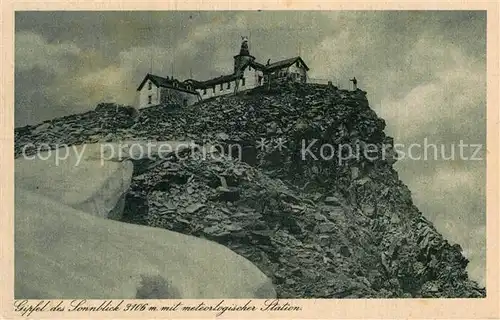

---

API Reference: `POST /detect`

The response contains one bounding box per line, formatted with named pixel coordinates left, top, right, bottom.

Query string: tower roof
left=238, top=36, right=250, bottom=56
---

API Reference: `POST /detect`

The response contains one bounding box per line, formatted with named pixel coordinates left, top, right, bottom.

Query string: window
left=203, top=88, right=207, bottom=95
left=213, top=86, right=215, bottom=93
left=249, top=66, right=252, bottom=71
left=241, top=77, right=245, bottom=86
left=148, top=95, right=152, bottom=104
left=148, top=81, right=152, bottom=90
left=227, top=82, right=231, bottom=89
left=220, top=83, right=223, bottom=91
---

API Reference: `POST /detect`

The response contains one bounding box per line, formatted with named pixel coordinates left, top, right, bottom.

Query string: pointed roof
left=265, top=56, right=310, bottom=72
left=239, top=56, right=310, bottom=72
left=137, top=74, right=198, bottom=94
left=180, top=55, right=311, bottom=90
left=247, top=60, right=267, bottom=71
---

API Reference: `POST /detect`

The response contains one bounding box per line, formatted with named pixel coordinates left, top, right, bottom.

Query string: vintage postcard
left=1, top=1, right=499, bottom=319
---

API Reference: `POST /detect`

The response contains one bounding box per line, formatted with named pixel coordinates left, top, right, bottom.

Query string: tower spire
left=239, top=36, right=250, bottom=56
left=234, top=35, right=254, bottom=74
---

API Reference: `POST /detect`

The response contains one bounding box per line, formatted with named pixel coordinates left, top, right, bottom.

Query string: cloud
left=380, top=39, right=485, bottom=143
left=409, top=164, right=486, bottom=286
left=61, top=45, right=177, bottom=108
left=15, top=31, right=81, bottom=75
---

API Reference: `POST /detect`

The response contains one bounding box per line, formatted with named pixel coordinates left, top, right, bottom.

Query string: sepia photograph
left=2, top=5, right=499, bottom=319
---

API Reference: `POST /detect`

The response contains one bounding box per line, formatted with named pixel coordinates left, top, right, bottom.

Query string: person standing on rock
left=350, top=77, right=358, bottom=91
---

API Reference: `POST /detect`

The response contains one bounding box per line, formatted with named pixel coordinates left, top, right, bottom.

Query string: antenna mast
left=295, top=29, right=301, bottom=56
left=170, top=17, right=174, bottom=78
left=149, top=12, right=153, bottom=74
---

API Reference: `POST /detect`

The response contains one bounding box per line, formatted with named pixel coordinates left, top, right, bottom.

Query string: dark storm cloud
left=14, top=11, right=486, bottom=285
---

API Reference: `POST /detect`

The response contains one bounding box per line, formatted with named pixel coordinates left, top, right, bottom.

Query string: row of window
left=277, top=70, right=287, bottom=77
left=273, top=70, right=303, bottom=79
left=146, top=77, right=248, bottom=101
left=201, top=78, right=245, bottom=95
left=146, top=64, right=300, bottom=94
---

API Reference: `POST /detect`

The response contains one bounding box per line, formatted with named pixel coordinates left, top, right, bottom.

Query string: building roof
left=185, top=73, right=243, bottom=89
left=183, top=78, right=204, bottom=86
left=241, top=57, right=309, bottom=72
left=137, top=55, right=310, bottom=92
left=265, top=56, right=310, bottom=72
left=200, top=74, right=241, bottom=87
left=137, top=74, right=198, bottom=94
left=186, top=56, right=310, bottom=89
left=247, top=60, right=267, bottom=71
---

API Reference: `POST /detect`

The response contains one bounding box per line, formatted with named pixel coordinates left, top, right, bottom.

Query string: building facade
left=136, top=37, right=310, bottom=109
left=136, top=74, right=200, bottom=110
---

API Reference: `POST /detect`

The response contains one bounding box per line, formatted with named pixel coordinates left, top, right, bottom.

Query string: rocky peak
left=14, top=81, right=485, bottom=298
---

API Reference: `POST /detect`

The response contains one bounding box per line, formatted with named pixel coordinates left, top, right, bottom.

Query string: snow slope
left=15, top=143, right=276, bottom=298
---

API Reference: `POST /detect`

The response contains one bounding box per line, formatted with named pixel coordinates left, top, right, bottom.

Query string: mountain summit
left=14, top=81, right=485, bottom=298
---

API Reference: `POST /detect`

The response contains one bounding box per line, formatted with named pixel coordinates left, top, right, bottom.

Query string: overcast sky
left=15, top=11, right=486, bottom=285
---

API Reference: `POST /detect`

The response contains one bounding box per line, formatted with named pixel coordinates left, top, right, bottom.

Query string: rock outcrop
left=14, top=82, right=485, bottom=298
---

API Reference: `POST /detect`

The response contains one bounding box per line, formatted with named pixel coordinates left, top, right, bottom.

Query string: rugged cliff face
left=15, top=82, right=485, bottom=298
